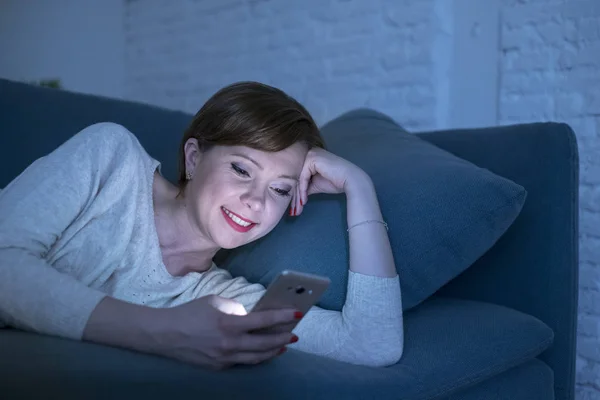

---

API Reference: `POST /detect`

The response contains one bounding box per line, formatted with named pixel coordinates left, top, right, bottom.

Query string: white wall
left=124, top=0, right=456, bottom=131
left=0, top=0, right=124, bottom=99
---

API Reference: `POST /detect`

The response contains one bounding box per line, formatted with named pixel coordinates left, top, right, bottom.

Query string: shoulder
left=71, top=122, right=145, bottom=156
left=63, top=122, right=155, bottom=173
left=33, top=122, right=158, bottom=193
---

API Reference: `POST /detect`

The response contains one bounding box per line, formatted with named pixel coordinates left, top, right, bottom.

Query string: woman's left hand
left=291, top=148, right=370, bottom=216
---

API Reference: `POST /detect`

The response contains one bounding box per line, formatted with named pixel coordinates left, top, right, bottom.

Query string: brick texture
left=123, top=0, right=450, bottom=130
left=499, top=0, right=600, bottom=397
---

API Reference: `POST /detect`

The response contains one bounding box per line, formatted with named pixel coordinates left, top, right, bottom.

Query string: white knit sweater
left=0, top=123, right=403, bottom=367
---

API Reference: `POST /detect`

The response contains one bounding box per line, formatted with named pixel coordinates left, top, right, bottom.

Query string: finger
left=295, top=183, right=302, bottom=216
left=298, top=163, right=313, bottom=208
left=221, top=346, right=288, bottom=366
left=225, top=308, right=301, bottom=333
left=238, top=331, right=298, bottom=353
left=290, top=188, right=299, bottom=217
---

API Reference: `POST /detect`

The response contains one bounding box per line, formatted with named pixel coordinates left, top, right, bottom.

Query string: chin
left=219, top=228, right=273, bottom=250
left=215, top=232, right=256, bottom=250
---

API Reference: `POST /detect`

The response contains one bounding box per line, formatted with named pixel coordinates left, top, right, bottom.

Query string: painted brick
left=580, top=262, right=600, bottom=293
left=577, top=357, right=600, bottom=393
left=581, top=185, right=600, bottom=212
left=576, top=385, right=600, bottom=400
left=579, top=312, right=600, bottom=337
left=578, top=337, right=600, bottom=364
left=582, top=163, right=600, bottom=186
left=580, top=288, right=600, bottom=316
left=124, top=0, right=444, bottom=129
left=581, top=236, right=600, bottom=268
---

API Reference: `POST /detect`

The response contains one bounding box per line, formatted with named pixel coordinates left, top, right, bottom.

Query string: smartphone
left=249, top=270, right=331, bottom=334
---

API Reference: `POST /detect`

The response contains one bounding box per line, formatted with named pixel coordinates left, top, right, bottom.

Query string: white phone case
left=249, top=270, right=331, bottom=333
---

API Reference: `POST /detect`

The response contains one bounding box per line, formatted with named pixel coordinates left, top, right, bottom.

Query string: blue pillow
left=219, top=109, right=527, bottom=311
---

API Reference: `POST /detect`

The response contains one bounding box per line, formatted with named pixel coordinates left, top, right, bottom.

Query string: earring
left=186, top=171, right=192, bottom=181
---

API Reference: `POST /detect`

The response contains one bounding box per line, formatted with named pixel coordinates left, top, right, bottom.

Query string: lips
left=221, top=207, right=257, bottom=233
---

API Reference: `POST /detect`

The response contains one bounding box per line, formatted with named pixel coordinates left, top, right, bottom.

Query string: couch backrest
left=0, top=78, right=193, bottom=188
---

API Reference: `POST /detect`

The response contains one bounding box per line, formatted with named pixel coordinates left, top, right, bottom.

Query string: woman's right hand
left=147, top=295, right=300, bottom=369
left=84, top=295, right=300, bottom=370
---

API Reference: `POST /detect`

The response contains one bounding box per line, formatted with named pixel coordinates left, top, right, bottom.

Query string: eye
left=272, top=187, right=291, bottom=197
left=231, top=163, right=250, bottom=177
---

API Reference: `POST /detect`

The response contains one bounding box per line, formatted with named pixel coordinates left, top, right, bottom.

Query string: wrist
left=344, top=170, right=375, bottom=198
left=344, top=173, right=385, bottom=227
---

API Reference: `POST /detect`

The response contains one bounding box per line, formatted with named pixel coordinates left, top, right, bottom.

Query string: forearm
left=345, top=174, right=397, bottom=278
left=83, top=296, right=164, bottom=355
left=291, top=272, right=403, bottom=367
left=0, top=249, right=106, bottom=339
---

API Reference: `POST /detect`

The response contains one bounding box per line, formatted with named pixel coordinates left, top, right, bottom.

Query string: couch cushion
left=393, top=297, right=553, bottom=399
left=440, top=359, right=554, bottom=400
left=220, top=108, right=527, bottom=311
left=0, top=78, right=192, bottom=189
left=0, top=298, right=553, bottom=400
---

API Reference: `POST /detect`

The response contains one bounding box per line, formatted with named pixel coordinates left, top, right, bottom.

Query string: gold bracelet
left=347, top=220, right=388, bottom=232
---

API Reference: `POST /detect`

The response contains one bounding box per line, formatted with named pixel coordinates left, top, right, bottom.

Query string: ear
left=183, top=138, right=202, bottom=176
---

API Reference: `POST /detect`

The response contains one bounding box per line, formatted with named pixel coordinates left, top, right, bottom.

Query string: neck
left=153, top=172, right=219, bottom=276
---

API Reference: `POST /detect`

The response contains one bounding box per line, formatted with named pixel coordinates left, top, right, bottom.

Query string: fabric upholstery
left=0, top=297, right=553, bottom=400
left=423, top=122, right=579, bottom=400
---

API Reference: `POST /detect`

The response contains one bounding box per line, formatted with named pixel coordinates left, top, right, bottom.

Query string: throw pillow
left=217, top=108, right=527, bottom=311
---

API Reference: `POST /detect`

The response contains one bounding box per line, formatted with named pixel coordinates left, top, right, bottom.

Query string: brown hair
left=177, top=81, right=325, bottom=191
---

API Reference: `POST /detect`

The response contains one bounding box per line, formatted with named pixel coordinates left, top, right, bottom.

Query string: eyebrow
left=232, top=153, right=299, bottom=181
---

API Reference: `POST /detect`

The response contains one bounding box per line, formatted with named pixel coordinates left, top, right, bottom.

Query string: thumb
left=206, top=295, right=248, bottom=316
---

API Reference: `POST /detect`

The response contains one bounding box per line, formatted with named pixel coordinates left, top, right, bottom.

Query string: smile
left=221, top=207, right=257, bottom=232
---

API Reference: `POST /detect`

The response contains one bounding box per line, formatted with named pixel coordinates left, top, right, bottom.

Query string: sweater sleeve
left=0, top=123, right=137, bottom=340
left=204, top=266, right=404, bottom=367
left=291, top=271, right=404, bottom=367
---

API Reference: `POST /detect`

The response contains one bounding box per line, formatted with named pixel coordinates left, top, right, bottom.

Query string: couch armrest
left=417, top=122, right=578, bottom=400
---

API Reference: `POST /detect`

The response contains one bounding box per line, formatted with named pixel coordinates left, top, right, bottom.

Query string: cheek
left=264, top=197, right=291, bottom=223
left=190, top=177, right=227, bottom=217
left=198, top=172, right=235, bottom=198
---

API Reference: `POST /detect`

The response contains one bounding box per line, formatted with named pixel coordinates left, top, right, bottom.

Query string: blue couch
left=0, top=78, right=578, bottom=399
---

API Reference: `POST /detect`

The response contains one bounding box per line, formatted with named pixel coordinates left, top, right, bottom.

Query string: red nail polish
left=293, top=207, right=297, bottom=216
left=300, top=199, right=303, bottom=206
left=278, top=347, right=287, bottom=355
left=294, top=311, right=303, bottom=319
left=290, top=335, right=299, bottom=343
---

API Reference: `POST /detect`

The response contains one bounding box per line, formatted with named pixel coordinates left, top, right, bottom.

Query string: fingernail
left=278, top=347, right=287, bottom=355
left=293, top=207, right=297, bottom=216
left=290, top=335, right=299, bottom=343
left=289, top=207, right=293, bottom=216
left=300, top=199, right=303, bottom=206
left=294, top=311, right=303, bottom=319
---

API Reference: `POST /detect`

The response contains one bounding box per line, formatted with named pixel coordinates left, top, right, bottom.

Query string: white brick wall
left=124, top=0, right=599, bottom=397
left=499, top=1, right=600, bottom=398
left=124, top=0, right=451, bottom=130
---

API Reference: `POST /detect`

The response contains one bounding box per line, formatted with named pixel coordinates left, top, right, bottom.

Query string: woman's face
left=184, top=139, right=308, bottom=249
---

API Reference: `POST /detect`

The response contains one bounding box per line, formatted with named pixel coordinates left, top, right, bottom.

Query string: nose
left=240, top=185, right=265, bottom=213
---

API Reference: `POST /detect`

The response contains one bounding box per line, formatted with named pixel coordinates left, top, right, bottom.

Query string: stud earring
left=186, top=171, right=192, bottom=180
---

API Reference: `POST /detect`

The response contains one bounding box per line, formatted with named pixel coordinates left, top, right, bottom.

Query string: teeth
left=223, top=207, right=251, bottom=227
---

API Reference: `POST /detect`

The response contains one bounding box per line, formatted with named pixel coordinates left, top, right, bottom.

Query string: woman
left=0, top=82, right=403, bottom=370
